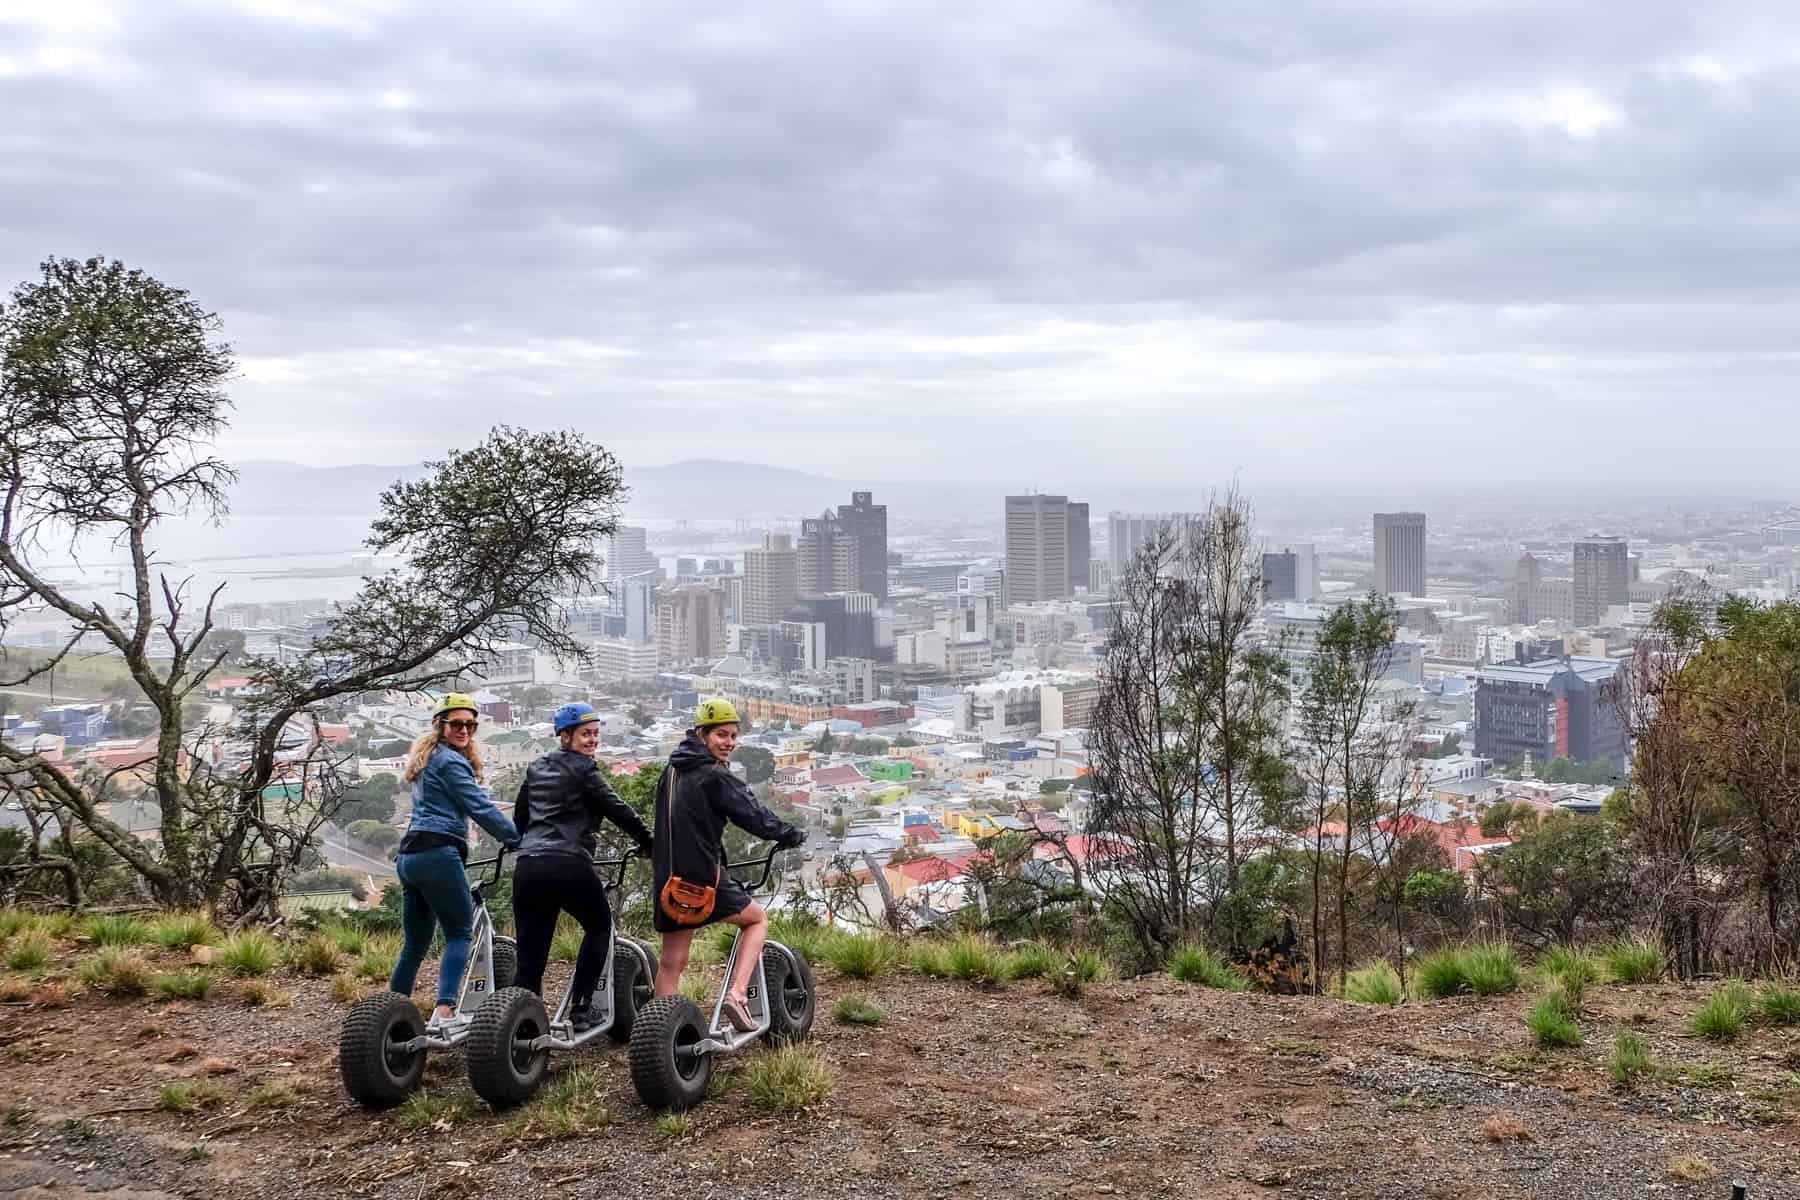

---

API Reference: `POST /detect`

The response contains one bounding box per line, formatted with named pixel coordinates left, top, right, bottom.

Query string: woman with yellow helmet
left=389, top=692, right=521, bottom=1024
left=650, top=698, right=804, bottom=1032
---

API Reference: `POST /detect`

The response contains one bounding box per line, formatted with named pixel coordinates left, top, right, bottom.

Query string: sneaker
left=569, top=1003, right=596, bottom=1033
left=721, top=995, right=756, bottom=1033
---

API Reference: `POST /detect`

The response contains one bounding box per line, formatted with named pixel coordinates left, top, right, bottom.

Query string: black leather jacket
left=512, top=749, right=652, bottom=860
left=654, top=732, right=799, bottom=887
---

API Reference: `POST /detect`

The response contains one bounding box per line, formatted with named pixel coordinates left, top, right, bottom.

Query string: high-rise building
left=1106, top=511, right=1199, bottom=578
left=1373, top=512, right=1427, bottom=597
left=743, top=533, right=799, bottom=625
left=1511, top=553, right=1543, bottom=624
left=1066, top=502, right=1090, bottom=593
left=1004, top=495, right=1070, bottom=607
left=606, top=526, right=659, bottom=582
left=805, top=592, right=877, bottom=660
left=1573, top=536, right=1629, bottom=627
left=1473, top=656, right=1625, bottom=770
left=1287, top=543, right=1319, bottom=603
left=620, top=573, right=658, bottom=645
left=655, top=584, right=726, bottom=667
left=836, top=491, right=889, bottom=602
left=1261, top=551, right=1297, bottom=602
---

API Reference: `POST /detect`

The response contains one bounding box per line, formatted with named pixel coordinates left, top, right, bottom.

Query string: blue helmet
left=553, top=703, right=601, bottom=734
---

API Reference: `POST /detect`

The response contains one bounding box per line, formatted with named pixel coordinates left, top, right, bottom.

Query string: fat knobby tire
left=608, top=945, right=645, bottom=1044
left=338, top=992, right=426, bottom=1108
left=465, top=986, right=549, bottom=1109
left=763, top=945, right=816, bottom=1044
left=491, top=935, right=517, bottom=990
left=629, top=995, right=712, bottom=1112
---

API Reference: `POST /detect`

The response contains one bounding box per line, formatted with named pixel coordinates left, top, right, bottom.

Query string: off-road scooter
left=627, top=843, right=816, bottom=1112
left=338, top=849, right=518, bottom=1108
left=460, top=849, right=658, bottom=1108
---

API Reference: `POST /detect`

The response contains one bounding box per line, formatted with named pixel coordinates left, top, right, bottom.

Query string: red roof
left=1384, top=815, right=1513, bottom=863
left=892, top=851, right=980, bottom=884
left=205, top=677, right=253, bottom=692
left=85, top=738, right=157, bottom=771
left=810, top=764, right=865, bottom=787
left=906, top=825, right=943, bottom=844
left=1056, top=834, right=1131, bottom=866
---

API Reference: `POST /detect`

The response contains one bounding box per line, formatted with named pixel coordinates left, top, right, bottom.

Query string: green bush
left=150, top=970, right=213, bottom=1001
left=551, top=917, right=585, bottom=964
left=1067, top=947, right=1108, bottom=984
left=944, top=935, right=1011, bottom=987
left=1343, top=961, right=1403, bottom=1006
left=1604, top=938, right=1665, bottom=985
left=832, top=993, right=885, bottom=1026
left=1542, top=945, right=1603, bottom=985
left=1760, top=983, right=1800, bottom=1026
left=1461, top=943, right=1520, bottom=996
left=1528, top=994, right=1583, bottom=1048
left=149, top=913, right=220, bottom=951
left=767, top=914, right=837, bottom=964
left=741, top=1045, right=833, bottom=1115
left=4, top=931, right=52, bottom=973
left=1006, top=942, right=1061, bottom=980
left=1690, top=982, right=1753, bottom=1043
left=0, top=908, right=29, bottom=940
left=220, top=931, right=277, bottom=977
left=1413, top=949, right=1466, bottom=999
left=77, top=948, right=150, bottom=996
left=83, top=914, right=149, bottom=948
left=321, top=923, right=367, bottom=958
left=283, top=934, right=340, bottom=977
left=908, top=941, right=952, bottom=978
left=824, top=935, right=897, bottom=980
left=1168, top=943, right=1249, bottom=991
left=1609, top=1027, right=1652, bottom=1086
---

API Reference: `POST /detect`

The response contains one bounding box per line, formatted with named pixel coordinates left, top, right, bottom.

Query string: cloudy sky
left=4, top=0, right=1799, bottom=492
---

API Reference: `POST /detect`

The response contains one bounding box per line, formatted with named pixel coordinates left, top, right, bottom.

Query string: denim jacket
left=403, top=746, right=520, bottom=852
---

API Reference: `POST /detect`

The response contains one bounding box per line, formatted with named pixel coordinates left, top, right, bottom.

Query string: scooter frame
left=522, top=849, right=655, bottom=1051
left=691, top=845, right=806, bottom=1053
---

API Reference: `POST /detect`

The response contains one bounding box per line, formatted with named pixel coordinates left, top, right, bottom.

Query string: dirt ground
left=3, top=937, right=1798, bottom=1200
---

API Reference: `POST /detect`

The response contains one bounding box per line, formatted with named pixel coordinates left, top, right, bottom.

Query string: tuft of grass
left=156, top=1080, right=226, bottom=1114
left=78, top=948, right=150, bottom=996
left=329, top=975, right=362, bottom=1004
left=320, top=923, right=367, bottom=958
left=0, top=975, right=32, bottom=1003
left=0, top=909, right=29, bottom=940
left=501, top=1067, right=611, bottom=1141
left=1609, top=1027, right=1653, bottom=1087
left=1169, top=942, right=1249, bottom=991
left=1461, top=943, right=1520, bottom=996
left=1528, top=993, right=1583, bottom=1048
left=833, top=993, right=885, bottom=1026
left=1690, top=981, right=1753, bottom=1043
left=654, top=1111, right=693, bottom=1139
left=1665, top=1152, right=1719, bottom=1183
left=678, top=974, right=713, bottom=1006
left=354, top=947, right=396, bottom=984
left=767, top=914, right=836, bottom=963
left=824, top=935, right=898, bottom=980
left=1006, top=942, right=1061, bottom=980
left=219, top=931, right=277, bottom=977
left=28, top=982, right=71, bottom=1009
left=149, top=913, right=220, bottom=951
left=83, top=914, right=150, bottom=948
left=283, top=934, right=340, bottom=977
left=741, top=1044, right=834, bottom=1115
left=1761, top=982, right=1800, bottom=1026
left=393, top=1090, right=476, bottom=1134
left=1605, top=938, right=1665, bottom=985
left=238, top=978, right=285, bottom=1007
left=1542, top=945, right=1604, bottom=986
left=1344, top=961, right=1404, bottom=1006
left=245, top=1080, right=303, bottom=1109
left=692, top=922, right=739, bottom=966
left=150, top=970, right=213, bottom=1001
left=1547, top=969, right=1586, bottom=1016
left=551, top=918, right=585, bottom=964
left=1677, top=1060, right=1737, bottom=1090
left=182, top=1145, right=211, bottom=1163
left=1413, top=949, right=1467, bottom=999
left=908, top=940, right=952, bottom=978
left=1478, top=1113, right=1532, bottom=1143
left=5, top=931, right=53, bottom=974
left=945, top=935, right=1012, bottom=987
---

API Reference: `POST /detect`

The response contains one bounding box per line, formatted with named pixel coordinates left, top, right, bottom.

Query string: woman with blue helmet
left=509, top=701, right=653, bottom=1031
left=390, top=692, right=521, bottom=1025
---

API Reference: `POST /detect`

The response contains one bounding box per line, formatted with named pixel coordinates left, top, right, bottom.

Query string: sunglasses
left=443, top=719, right=479, bottom=733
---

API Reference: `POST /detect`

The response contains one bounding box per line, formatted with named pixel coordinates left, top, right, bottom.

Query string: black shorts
left=653, top=875, right=755, bottom=934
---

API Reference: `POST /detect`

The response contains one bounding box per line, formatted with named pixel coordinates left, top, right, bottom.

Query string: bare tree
left=0, top=257, right=627, bottom=916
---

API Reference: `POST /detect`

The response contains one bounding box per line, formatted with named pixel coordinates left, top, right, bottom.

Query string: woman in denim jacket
left=389, top=692, right=520, bottom=1023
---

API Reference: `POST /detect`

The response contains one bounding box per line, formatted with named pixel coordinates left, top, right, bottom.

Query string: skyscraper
left=1106, top=511, right=1199, bottom=578
left=655, top=584, right=726, bottom=666
left=1005, top=495, right=1070, bottom=607
left=743, top=533, right=799, bottom=626
left=836, top=491, right=889, bottom=602
left=1512, top=553, right=1543, bottom=624
left=1261, top=551, right=1297, bottom=602
left=1573, top=536, right=1629, bottom=626
left=1373, top=512, right=1427, bottom=597
left=606, top=526, right=659, bottom=582
left=1066, top=502, right=1090, bottom=593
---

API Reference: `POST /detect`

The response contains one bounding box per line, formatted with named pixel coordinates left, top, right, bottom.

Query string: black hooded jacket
left=653, top=732, right=799, bottom=888
left=512, top=749, right=652, bottom=861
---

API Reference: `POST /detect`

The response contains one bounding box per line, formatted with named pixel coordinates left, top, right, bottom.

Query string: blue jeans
left=390, top=846, right=474, bottom=1009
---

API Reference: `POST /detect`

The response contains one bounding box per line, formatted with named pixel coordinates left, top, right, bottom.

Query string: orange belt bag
left=657, top=768, right=719, bottom=926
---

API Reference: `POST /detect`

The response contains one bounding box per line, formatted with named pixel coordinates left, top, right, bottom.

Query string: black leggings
left=511, top=854, right=614, bottom=1008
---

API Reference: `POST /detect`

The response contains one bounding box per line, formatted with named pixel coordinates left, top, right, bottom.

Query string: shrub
left=149, top=913, right=220, bottom=951
left=1067, top=947, right=1108, bottom=984
left=908, top=941, right=952, bottom=978
left=1460, top=943, right=1520, bottom=996
left=1609, top=1027, right=1652, bottom=1086
left=1760, top=982, right=1800, bottom=1026
left=1479, top=1113, right=1532, bottom=1143
left=28, top=982, right=71, bottom=1009
left=246, top=1080, right=303, bottom=1109
left=394, top=1090, right=476, bottom=1133
left=150, top=971, right=213, bottom=1001
left=1690, top=982, right=1753, bottom=1043
left=945, top=935, right=1011, bottom=987
left=83, top=914, right=150, bottom=948
left=156, top=1081, right=226, bottom=1114
left=78, top=948, right=150, bottom=996
left=1528, top=994, right=1583, bottom=1048
left=220, top=931, right=277, bottom=977
left=741, top=1044, right=834, bottom=1115
left=833, top=993, right=885, bottom=1026
left=1547, top=970, right=1586, bottom=1016
left=239, top=979, right=289, bottom=1008
left=1413, top=949, right=1466, bottom=999
left=354, top=949, right=395, bottom=984
left=1169, top=943, right=1249, bottom=991
left=0, top=975, right=31, bottom=1003
left=1343, top=961, right=1403, bottom=1006
left=501, top=1067, right=611, bottom=1141
left=321, top=923, right=367, bottom=958
left=1542, top=945, right=1603, bottom=986
left=1604, top=938, right=1665, bottom=985
left=329, top=975, right=362, bottom=1004
left=283, top=934, right=340, bottom=977
left=1666, top=1153, right=1720, bottom=1183
left=825, top=935, right=897, bottom=980
left=5, top=932, right=52, bottom=974
left=1006, top=942, right=1061, bottom=980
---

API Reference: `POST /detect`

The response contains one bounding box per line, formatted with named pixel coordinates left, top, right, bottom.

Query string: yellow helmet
left=694, top=698, right=741, bottom=729
left=433, top=692, right=480, bottom=721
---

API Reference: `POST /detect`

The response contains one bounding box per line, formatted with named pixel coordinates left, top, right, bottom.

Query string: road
left=318, top=825, right=397, bottom=878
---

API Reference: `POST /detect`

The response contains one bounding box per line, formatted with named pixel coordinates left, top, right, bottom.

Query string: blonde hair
left=404, top=720, right=485, bottom=784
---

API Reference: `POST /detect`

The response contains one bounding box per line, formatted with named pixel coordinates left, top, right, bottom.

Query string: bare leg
left=655, top=929, right=694, bottom=999
left=724, top=903, right=768, bottom=1006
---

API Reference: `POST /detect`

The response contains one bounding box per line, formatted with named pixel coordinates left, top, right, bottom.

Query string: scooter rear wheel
left=629, top=995, right=712, bottom=1111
